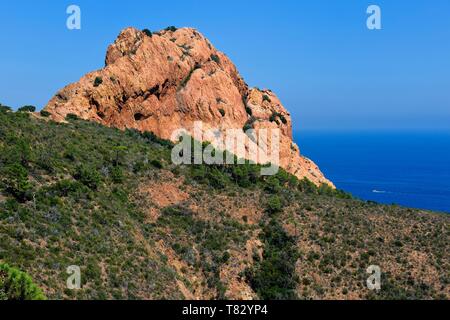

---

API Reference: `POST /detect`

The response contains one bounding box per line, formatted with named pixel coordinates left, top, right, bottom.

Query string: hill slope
left=0, top=109, right=449, bottom=300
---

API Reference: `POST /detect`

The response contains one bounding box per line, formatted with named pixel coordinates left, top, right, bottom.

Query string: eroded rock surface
left=45, top=27, right=333, bottom=186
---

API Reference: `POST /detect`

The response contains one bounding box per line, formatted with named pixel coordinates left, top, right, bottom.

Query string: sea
left=294, top=130, right=450, bottom=213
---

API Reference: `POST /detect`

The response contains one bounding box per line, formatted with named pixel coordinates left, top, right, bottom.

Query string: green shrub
left=0, top=263, right=46, bottom=300
left=112, top=145, right=128, bottom=166
left=265, top=176, right=281, bottom=194
left=243, top=123, right=253, bottom=132
left=50, top=179, right=85, bottom=197
left=142, top=29, right=152, bottom=37
left=218, top=108, right=226, bottom=117
left=269, top=112, right=287, bottom=125
left=18, top=105, right=36, bottom=113
left=165, top=26, right=177, bottom=32
left=298, top=178, right=318, bottom=194
left=180, top=63, right=201, bottom=88
left=40, top=110, right=51, bottom=117
left=111, top=166, right=124, bottom=183
left=246, top=220, right=298, bottom=299
left=93, top=77, right=103, bottom=87
left=221, top=251, right=231, bottom=263
left=266, top=195, right=282, bottom=214
left=1, top=163, right=31, bottom=202
left=210, top=54, right=221, bottom=64
left=74, top=165, right=101, bottom=190
left=66, top=113, right=79, bottom=121
left=262, top=95, right=271, bottom=103
left=0, top=103, right=12, bottom=113
left=245, top=106, right=253, bottom=116
left=150, top=159, right=163, bottom=169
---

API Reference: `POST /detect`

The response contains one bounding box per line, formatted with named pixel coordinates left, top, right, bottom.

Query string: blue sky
left=0, top=0, right=449, bottom=130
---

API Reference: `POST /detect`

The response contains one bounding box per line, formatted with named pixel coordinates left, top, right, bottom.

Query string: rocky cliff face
left=44, top=27, right=333, bottom=186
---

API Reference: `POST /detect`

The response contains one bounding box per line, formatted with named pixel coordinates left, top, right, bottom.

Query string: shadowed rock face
left=44, top=27, right=333, bottom=187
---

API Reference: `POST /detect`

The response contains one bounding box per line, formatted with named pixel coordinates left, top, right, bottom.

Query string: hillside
left=0, top=108, right=448, bottom=300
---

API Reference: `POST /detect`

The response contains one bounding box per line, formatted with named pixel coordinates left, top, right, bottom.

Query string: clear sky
left=0, top=0, right=449, bottom=130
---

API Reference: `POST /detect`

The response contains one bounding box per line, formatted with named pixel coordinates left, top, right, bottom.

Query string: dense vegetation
left=0, top=108, right=448, bottom=300
left=0, top=263, right=46, bottom=300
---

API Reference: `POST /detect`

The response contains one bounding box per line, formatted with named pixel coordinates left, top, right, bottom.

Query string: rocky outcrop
left=44, top=27, right=333, bottom=186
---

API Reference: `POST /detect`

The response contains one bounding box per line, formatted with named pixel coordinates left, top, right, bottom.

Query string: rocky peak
left=44, top=27, right=333, bottom=187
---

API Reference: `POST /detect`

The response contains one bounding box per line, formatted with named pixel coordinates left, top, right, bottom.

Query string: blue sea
left=294, top=131, right=450, bottom=213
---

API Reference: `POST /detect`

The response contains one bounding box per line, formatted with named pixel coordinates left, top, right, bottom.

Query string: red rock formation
left=44, top=27, right=333, bottom=187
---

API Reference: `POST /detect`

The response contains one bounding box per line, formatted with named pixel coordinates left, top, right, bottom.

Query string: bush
left=0, top=263, right=46, bottom=300
left=93, top=76, right=103, bottom=87
left=1, top=163, right=31, bottom=202
left=269, top=112, right=287, bottom=125
left=66, top=113, right=79, bottom=121
left=210, top=54, right=221, bottom=64
left=262, top=95, right=271, bottom=103
left=18, top=105, right=36, bottom=113
left=40, top=110, right=51, bottom=117
left=165, top=26, right=177, bottom=32
left=111, top=166, right=124, bottom=183
left=266, top=195, right=282, bottom=214
left=50, top=179, right=85, bottom=197
left=298, top=178, right=318, bottom=194
left=318, top=183, right=336, bottom=196
left=0, top=104, right=12, bottom=113
left=245, top=106, right=253, bottom=116
left=142, top=29, right=152, bottom=37
left=265, top=176, right=281, bottom=194
left=246, top=220, right=298, bottom=299
left=243, top=123, right=253, bottom=132
left=74, top=165, right=101, bottom=190
left=218, top=108, right=225, bottom=117
left=180, top=64, right=201, bottom=88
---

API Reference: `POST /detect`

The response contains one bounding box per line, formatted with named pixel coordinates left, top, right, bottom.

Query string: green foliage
left=66, top=113, right=79, bottom=121
left=269, top=112, right=287, bottom=125
left=0, top=263, right=46, bottom=300
left=243, top=123, right=253, bottom=132
left=0, top=108, right=445, bottom=301
left=112, top=145, right=128, bottom=166
left=0, top=103, right=12, bottom=113
left=40, top=110, right=51, bottom=117
left=150, top=159, right=163, bottom=169
left=1, top=163, right=31, bottom=202
left=180, top=63, right=201, bottom=88
left=141, top=131, right=174, bottom=148
left=246, top=220, right=298, bottom=299
left=218, top=108, right=225, bottom=117
left=264, top=176, right=281, bottom=194
left=245, top=106, right=253, bottom=116
left=266, top=195, right=282, bottom=214
left=142, top=29, right=152, bottom=37
left=210, top=54, right=221, bottom=64
left=318, top=183, right=335, bottom=196
left=93, top=76, right=103, bottom=87
left=18, top=105, right=36, bottom=113
left=111, top=166, right=124, bottom=183
left=298, top=177, right=318, bottom=193
left=74, top=165, right=101, bottom=190
left=165, top=26, right=178, bottom=32
left=262, top=94, right=271, bottom=103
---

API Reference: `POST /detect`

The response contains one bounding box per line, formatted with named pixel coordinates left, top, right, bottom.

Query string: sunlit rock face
left=45, top=27, right=333, bottom=187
